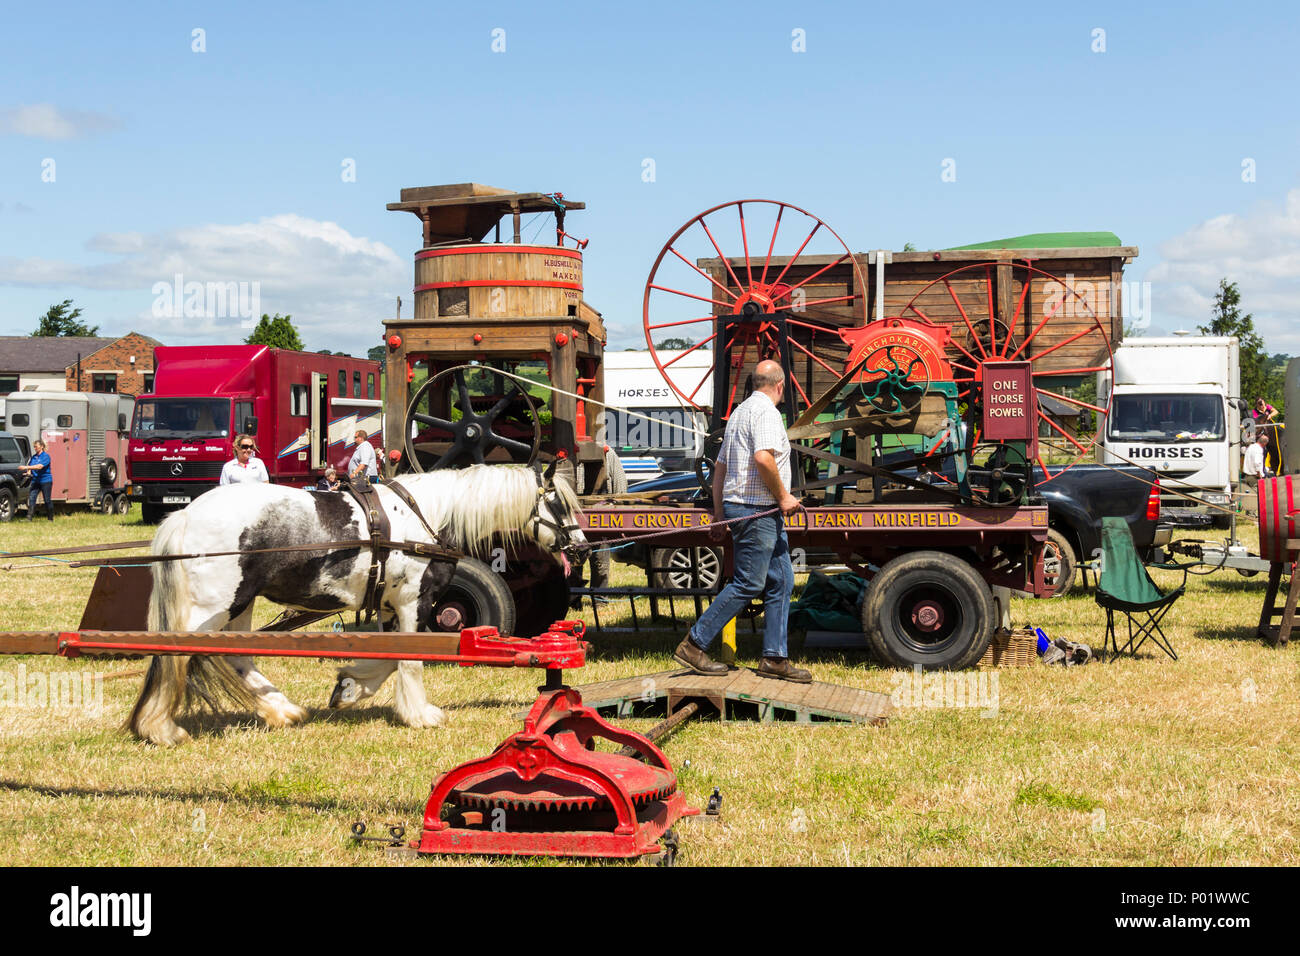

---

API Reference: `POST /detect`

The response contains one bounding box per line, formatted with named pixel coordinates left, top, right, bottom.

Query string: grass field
left=0, top=506, right=1296, bottom=866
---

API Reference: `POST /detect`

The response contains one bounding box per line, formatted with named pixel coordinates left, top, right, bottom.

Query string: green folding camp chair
left=1094, top=517, right=1187, bottom=661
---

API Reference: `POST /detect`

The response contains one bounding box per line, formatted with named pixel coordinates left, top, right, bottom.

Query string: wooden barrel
left=413, top=244, right=583, bottom=320
left=1258, top=475, right=1299, bottom=562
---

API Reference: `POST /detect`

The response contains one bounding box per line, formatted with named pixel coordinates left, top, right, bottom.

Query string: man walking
left=19, top=439, right=54, bottom=521
left=673, top=360, right=811, bottom=682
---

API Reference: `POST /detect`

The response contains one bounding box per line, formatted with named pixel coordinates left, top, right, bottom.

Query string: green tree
left=1198, top=279, right=1271, bottom=405
left=655, top=337, right=700, bottom=350
left=32, top=299, right=99, bottom=337
left=244, top=313, right=304, bottom=351
left=367, top=345, right=387, bottom=363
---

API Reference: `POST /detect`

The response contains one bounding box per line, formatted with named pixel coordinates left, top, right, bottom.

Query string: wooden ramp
left=575, top=668, right=892, bottom=726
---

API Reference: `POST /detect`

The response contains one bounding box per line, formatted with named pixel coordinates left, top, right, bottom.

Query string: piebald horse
left=128, top=463, right=585, bottom=746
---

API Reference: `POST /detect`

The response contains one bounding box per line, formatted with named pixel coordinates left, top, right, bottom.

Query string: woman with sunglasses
left=219, top=434, right=270, bottom=485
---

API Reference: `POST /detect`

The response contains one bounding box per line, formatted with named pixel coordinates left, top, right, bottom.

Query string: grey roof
left=0, top=335, right=155, bottom=373
left=1038, top=393, right=1084, bottom=418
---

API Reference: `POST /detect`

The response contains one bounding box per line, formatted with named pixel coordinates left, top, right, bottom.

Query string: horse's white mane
left=391, top=465, right=579, bottom=554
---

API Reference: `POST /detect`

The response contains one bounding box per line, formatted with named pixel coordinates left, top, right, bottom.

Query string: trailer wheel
left=1043, top=528, right=1077, bottom=598
left=99, top=495, right=114, bottom=515
left=0, top=488, right=13, bottom=522
left=652, top=546, right=723, bottom=593
left=428, top=557, right=516, bottom=636
left=863, top=551, right=994, bottom=670
left=114, top=494, right=131, bottom=516
left=99, top=458, right=118, bottom=487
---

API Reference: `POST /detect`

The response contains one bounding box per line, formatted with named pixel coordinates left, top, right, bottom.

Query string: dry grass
left=0, top=508, right=1297, bottom=866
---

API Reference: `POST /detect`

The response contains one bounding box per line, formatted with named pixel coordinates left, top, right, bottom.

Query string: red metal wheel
left=643, top=200, right=867, bottom=423
left=894, top=261, right=1113, bottom=486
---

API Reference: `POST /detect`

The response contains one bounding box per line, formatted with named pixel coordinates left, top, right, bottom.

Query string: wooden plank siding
left=697, top=246, right=1135, bottom=396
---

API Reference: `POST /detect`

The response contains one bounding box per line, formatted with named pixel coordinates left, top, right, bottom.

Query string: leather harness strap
left=347, top=481, right=393, bottom=623
left=384, top=480, right=443, bottom=545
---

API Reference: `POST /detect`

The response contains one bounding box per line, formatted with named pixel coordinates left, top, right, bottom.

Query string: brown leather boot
left=673, top=637, right=729, bottom=676
left=757, top=657, right=813, bottom=683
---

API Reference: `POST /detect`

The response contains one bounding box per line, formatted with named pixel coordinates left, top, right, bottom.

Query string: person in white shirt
left=219, top=434, right=271, bottom=485
left=349, top=430, right=380, bottom=486
left=1241, top=432, right=1271, bottom=516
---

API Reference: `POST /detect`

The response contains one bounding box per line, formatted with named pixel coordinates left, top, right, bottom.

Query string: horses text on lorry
left=126, top=345, right=382, bottom=522
left=1098, top=336, right=1242, bottom=527
left=4, top=391, right=135, bottom=514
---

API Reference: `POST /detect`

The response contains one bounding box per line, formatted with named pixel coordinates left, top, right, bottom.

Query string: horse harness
left=528, top=468, right=583, bottom=555
left=346, top=480, right=457, bottom=622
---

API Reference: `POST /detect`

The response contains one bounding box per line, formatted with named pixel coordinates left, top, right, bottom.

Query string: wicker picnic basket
left=978, top=627, right=1039, bottom=668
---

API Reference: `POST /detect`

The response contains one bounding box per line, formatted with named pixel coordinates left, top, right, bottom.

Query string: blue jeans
left=690, top=502, right=794, bottom=659
left=28, top=482, right=53, bottom=519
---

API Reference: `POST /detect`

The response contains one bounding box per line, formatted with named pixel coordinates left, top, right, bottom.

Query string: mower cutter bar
left=0, top=622, right=588, bottom=669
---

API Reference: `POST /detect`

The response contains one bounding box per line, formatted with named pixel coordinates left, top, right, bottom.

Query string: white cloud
left=1147, top=189, right=1300, bottom=352
left=0, top=214, right=408, bottom=354
left=0, top=103, right=121, bottom=140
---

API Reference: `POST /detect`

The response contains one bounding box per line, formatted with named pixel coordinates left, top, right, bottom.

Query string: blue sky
left=1, top=0, right=1297, bottom=354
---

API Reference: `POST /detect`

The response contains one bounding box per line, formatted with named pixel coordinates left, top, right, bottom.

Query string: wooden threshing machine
left=581, top=200, right=1135, bottom=668
left=381, top=184, right=613, bottom=635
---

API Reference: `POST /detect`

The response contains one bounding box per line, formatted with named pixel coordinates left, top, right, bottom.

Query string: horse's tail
left=129, top=508, right=252, bottom=745
left=148, top=509, right=191, bottom=631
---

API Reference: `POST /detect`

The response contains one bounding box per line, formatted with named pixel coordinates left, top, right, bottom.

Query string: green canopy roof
left=945, top=231, right=1122, bottom=251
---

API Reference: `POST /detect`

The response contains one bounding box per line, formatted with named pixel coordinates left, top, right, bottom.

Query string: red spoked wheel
left=894, top=261, right=1112, bottom=485
left=643, top=200, right=867, bottom=423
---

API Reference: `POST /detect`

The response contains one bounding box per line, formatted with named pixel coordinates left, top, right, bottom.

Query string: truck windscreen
left=605, top=408, right=702, bottom=454
left=1108, top=394, right=1224, bottom=442
left=132, top=398, right=232, bottom=440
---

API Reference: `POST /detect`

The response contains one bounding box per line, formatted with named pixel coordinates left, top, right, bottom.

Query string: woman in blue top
left=19, top=439, right=54, bottom=521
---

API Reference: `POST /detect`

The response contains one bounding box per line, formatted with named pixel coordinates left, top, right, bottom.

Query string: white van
left=1098, top=336, right=1240, bottom=525
left=600, top=350, right=713, bottom=480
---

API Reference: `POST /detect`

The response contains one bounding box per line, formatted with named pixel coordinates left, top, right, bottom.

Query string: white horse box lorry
left=1098, top=336, right=1240, bottom=526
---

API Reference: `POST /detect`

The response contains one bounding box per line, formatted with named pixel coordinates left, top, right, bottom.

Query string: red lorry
left=126, top=345, right=383, bottom=522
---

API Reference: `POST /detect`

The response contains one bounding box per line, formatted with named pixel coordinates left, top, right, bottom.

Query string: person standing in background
left=220, top=434, right=270, bottom=485
left=19, top=439, right=54, bottom=521
left=349, top=430, right=380, bottom=486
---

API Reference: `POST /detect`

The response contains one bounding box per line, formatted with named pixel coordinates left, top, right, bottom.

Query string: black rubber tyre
left=652, top=546, right=723, bottom=593
left=1211, top=513, right=1233, bottom=531
left=114, top=494, right=130, bottom=516
left=99, top=458, right=118, bottom=487
left=507, top=553, right=571, bottom=638
left=99, top=495, right=114, bottom=515
left=0, top=488, right=14, bottom=522
left=1043, top=528, right=1077, bottom=598
left=429, top=557, right=516, bottom=636
left=141, top=501, right=166, bottom=525
left=862, top=550, right=995, bottom=670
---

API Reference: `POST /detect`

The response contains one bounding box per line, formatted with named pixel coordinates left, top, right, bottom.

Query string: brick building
left=0, top=332, right=161, bottom=398
left=63, top=332, right=161, bottom=396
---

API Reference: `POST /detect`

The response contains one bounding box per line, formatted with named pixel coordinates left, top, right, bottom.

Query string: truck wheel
left=862, top=551, right=995, bottom=670
left=114, top=494, right=131, bottom=516
left=141, top=501, right=166, bottom=524
left=0, top=489, right=13, bottom=522
left=99, top=458, right=118, bottom=487
left=1043, top=528, right=1077, bottom=598
left=99, top=495, right=113, bottom=515
left=652, top=546, right=723, bottom=592
left=428, top=557, right=516, bottom=636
